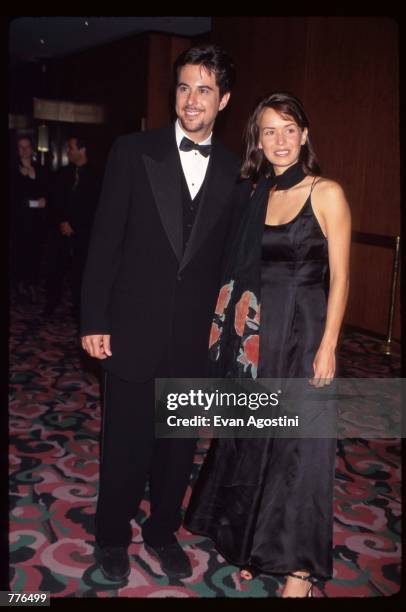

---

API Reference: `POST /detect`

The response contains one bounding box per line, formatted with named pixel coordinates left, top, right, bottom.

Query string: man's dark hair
left=174, top=44, right=235, bottom=98
left=68, top=134, right=88, bottom=152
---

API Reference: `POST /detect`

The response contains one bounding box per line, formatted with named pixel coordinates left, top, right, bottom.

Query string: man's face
left=175, top=63, right=230, bottom=142
left=66, top=138, right=82, bottom=165
left=17, top=138, right=33, bottom=161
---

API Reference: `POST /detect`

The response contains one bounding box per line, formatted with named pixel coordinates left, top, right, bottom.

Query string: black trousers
left=95, top=367, right=197, bottom=547
left=44, top=233, right=85, bottom=320
left=13, top=213, right=47, bottom=287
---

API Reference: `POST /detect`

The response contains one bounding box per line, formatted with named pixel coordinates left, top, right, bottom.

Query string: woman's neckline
left=264, top=195, right=310, bottom=228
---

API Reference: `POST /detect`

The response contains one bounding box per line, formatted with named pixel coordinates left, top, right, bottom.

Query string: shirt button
left=177, top=273, right=182, bottom=281
left=187, top=223, right=192, bottom=228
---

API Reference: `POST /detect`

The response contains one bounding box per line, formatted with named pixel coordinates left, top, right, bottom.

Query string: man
left=43, top=135, right=100, bottom=321
left=81, top=44, right=246, bottom=582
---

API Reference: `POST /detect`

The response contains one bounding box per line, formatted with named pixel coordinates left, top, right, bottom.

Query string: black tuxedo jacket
left=80, top=125, right=248, bottom=381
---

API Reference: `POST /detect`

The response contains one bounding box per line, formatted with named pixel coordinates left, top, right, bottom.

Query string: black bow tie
left=179, top=136, right=212, bottom=158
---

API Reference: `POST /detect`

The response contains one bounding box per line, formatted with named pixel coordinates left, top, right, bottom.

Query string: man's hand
left=81, top=334, right=112, bottom=359
left=38, top=197, right=46, bottom=208
left=60, top=221, right=74, bottom=236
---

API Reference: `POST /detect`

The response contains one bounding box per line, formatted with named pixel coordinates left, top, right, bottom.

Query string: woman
left=184, top=92, right=351, bottom=597
left=11, top=136, right=48, bottom=303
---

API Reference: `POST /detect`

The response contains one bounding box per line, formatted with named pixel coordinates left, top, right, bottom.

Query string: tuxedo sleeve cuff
left=80, top=328, right=112, bottom=338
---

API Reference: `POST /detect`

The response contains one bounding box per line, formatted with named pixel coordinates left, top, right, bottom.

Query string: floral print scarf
left=209, top=175, right=271, bottom=379
left=208, top=163, right=307, bottom=379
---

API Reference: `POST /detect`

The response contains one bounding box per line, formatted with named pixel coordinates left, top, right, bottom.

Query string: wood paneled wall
left=10, top=32, right=192, bottom=168
left=43, top=32, right=150, bottom=156
left=210, top=17, right=400, bottom=338
left=146, top=34, right=192, bottom=130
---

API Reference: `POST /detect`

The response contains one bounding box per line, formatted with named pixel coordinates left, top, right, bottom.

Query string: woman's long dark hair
left=240, top=92, right=321, bottom=182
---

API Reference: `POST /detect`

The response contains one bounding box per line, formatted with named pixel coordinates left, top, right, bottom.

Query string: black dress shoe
left=144, top=540, right=192, bottom=579
left=98, top=546, right=130, bottom=581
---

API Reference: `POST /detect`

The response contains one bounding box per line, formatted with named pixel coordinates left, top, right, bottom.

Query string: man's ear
left=219, top=92, right=231, bottom=111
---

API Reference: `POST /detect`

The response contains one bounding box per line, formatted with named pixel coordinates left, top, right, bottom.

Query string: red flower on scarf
left=244, top=334, right=259, bottom=367
left=237, top=334, right=259, bottom=374
left=234, top=291, right=251, bottom=337
left=209, top=322, right=221, bottom=349
left=214, top=282, right=234, bottom=316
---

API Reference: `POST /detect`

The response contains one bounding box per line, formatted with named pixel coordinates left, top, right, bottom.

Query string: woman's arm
left=311, top=179, right=351, bottom=384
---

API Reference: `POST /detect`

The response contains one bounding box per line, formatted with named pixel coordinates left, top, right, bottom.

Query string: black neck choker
left=271, top=162, right=306, bottom=190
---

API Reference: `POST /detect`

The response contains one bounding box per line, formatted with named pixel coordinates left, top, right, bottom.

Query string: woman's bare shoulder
left=313, top=177, right=344, bottom=195
left=312, top=177, right=348, bottom=211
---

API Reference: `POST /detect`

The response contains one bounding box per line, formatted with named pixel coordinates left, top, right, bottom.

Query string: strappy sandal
left=286, top=571, right=317, bottom=597
left=240, top=565, right=260, bottom=581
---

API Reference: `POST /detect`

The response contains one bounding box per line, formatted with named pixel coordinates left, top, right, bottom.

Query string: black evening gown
left=184, top=190, right=337, bottom=580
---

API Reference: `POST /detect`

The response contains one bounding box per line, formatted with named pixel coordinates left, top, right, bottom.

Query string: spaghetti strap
left=310, top=176, right=322, bottom=194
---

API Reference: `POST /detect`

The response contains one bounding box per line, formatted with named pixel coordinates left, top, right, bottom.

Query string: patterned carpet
left=9, top=290, right=401, bottom=598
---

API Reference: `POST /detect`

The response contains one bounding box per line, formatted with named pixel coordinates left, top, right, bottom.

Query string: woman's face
left=17, top=138, right=33, bottom=162
left=257, top=107, right=307, bottom=173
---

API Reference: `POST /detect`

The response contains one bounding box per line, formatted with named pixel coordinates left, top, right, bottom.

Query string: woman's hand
left=19, top=165, right=36, bottom=179
left=310, top=343, right=336, bottom=387
left=60, top=221, right=74, bottom=237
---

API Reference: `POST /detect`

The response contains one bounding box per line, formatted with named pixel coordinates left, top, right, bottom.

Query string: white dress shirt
left=175, top=120, right=212, bottom=200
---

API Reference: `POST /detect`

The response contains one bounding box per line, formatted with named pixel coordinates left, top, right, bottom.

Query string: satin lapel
left=142, top=145, right=183, bottom=262
left=179, top=143, right=236, bottom=272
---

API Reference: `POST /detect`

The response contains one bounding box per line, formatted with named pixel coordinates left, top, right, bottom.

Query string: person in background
left=10, top=135, right=48, bottom=304
left=43, top=135, right=100, bottom=322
